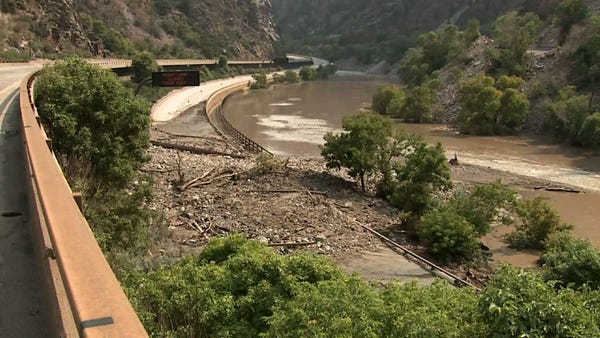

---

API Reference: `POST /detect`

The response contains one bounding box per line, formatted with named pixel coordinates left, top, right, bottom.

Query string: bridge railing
left=20, top=71, right=148, bottom=337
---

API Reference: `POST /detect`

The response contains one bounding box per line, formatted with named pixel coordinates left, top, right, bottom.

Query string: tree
left=506, top=197, right=573, bottom=250
left=491, top=12, right=541, bottom=75
left=449, top=181, right=518, bottom=236
left=390, top=142, right=452, bottom=219
left=399, top=85, right=432, bottom=122
left=577, top=112, right=600, bottom=149
left=321, top=112, right=393, bottom=192
left=372, top=85, right=405, bottom=115
left=417, top=207, right=480, bottom=263
left=458, top=74, right=529, bottom=135
left=218, top=55, right=228, bottom=68
left=299, top=66, right=317, bottom=81
left=554, top=0, right=589, bottom=34
left=250, top=72, right=268, bottom=89
left=131, top=50, right=159, bottom=83
left=458, top=74, right=502, bottom=135
left=480, top=265, right=600, bottom=338
left=572, top=16, right=600, bottom=103
left=545, top=86, right=591, bottom=141
left=35, top=57, right=151, bottom=188
left=542, top=231, right=600, bottom=290
left=283, top=70, right=299, bottom=83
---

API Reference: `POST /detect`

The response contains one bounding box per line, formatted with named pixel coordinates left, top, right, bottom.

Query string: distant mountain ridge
left=0, top=0, right=278, bottom=60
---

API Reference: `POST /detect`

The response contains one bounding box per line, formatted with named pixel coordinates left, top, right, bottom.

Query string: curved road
left=0, top=63, right=50, bottom=337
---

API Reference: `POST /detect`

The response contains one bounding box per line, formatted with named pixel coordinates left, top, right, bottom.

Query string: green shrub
left=250, top=72, right=268, bottom=89
left=299, top=66, right=317, bottom=81
left=506, top=197, right=573, bottom=250
left=417, top=207, right=480, bottom=263
left=372, top=85, right=405, bottom=115
left=542, top=231, right=600, bottom=290
left=577, top=112, right=600, bottom=149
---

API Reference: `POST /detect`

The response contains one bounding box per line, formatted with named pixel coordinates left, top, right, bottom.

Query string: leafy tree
left=299, top=66, right=317, bottom=81
left=465, top=19, right=481, bottom=43
left=315, top=64, right=337, bottom=79
left=458, top=74, right=529, bottom=135
left=577, top=112, right=600, bottom=149
left=490, top=11, right=541, bottom=75
left=283, top=70, right=299, bottom=83
left=372, top=85, right=405, bottom=115
left=417, top=207, right=480, bottom=263
left=506, top=197, right=573, bottom=250
left=449, top=181, right=518, bottom=236
left=554, top=0, right=589, bottom=34
left=131, top=50, right=159, bottom=83
left=35, top=57, right=150, bottom=188
left=458, top=74, right=502, bottom=134
left=545, top=86, right=591, bottom=141
left=321, top=112, right=393, bottom=192
left=250, top=72, right=268, bottom=89
left=479, top=265, right=600, bottom=338
left=390, top=142, right=452, bottom=219
left=399, top=85, right=433, bottom=122
left=572, top=16, right=600, bottom=102
left=218, top=55, right=228, bottom=68
left=542, top=231, right=600, bottom=290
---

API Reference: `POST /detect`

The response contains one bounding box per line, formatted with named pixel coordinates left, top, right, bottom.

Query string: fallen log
left=151, top=140, right=247, bottom=159
left=181, top=168, right=215, bottom=191
left=268, top=241, right=317, bottom=247
left=187, top=173, right=238, bottom=189
left=247, top=189, right=328, bottom=195
left=533, top=186, right=581, bottom=193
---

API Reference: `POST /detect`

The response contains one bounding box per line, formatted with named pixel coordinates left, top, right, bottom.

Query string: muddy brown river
left=197, top=75, right=600, bottom=265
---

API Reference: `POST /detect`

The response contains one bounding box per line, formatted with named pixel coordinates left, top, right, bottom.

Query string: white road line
left=0, top=80, right=21, bottom=97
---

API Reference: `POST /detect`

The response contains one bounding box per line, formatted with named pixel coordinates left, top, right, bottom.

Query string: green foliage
left=282, top=70, right=299, bottom=83
left=315, top=64, right=337, bottom=79
left=490, top=12, right=541, bottom=75
left=126, top=234, right=346, bottom=337
left=571, top=16, right=600, bottom=96
left=449, top=181, right=518, bottom=236
left=577, top=112, right=600, bottom=149
left=479, top=265, right=600, bottom=338
left=299, top=66, right=317, bottom=81
left=390, top=142, right=452, bottom=218
left=399, top=85, right=433, bottom=123
left=250, top=72, right=268, bottom=89
left=265, top=276, right=385, bottom=338
left=506, top=197, right=573, bottom=250
left=131, top=51, right=159, bottom=83
left=381, top=281, right=485, bottom=337
left=86, top=179, right=157, bottom=253
left=542, top=231, right=600, bottom=290
left=0, top=49, right=30, bottom=62
left=400, top=25, right=469, bottom=87
left=89, top=17, right=135, bottom=56
left=322, top=112, right=393, bottom=192
left=545, top=86, right=591, bottom=142
left=250, top=153, right=287, bottom=176
left=458, top=74, right=529, bottom=135
left=35, top=57, right=150, bottom=188
left=418, top=207, right=480, bottom=263
left=372, top=85, right=405, bottom=115
left=218, top=55, right=228, bottom=68
left=554, top=0, right=589, bottom=33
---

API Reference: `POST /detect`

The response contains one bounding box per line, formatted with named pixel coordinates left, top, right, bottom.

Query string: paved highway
left=0, top=63, right=50, bottom=337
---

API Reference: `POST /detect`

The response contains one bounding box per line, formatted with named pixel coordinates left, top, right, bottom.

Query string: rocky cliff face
left=0, top=0, right=278, bottom=59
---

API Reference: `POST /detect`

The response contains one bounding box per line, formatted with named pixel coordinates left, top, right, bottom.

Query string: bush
left=545, top=86, right=591, bottom=142
left=490, top=12, right=540, bottom=75
left=506, top=197, right=573, bottom=250
left=449, top=181, right=518, bottom=236
left=417, top=207, right=480, bottom=263
left=372, top=85, right=405, bottom=115
left=399, top=85, right=433, bottom=122
left=554, top=0, right=589, bottom=33
left=480, top=265, right=600, bottom=338
left=322, top=112, right=393, bottom=192
left=458, top=74, right=529, bottom=135
left=390, top=142, right=452, bottom=219
left=250, top=72, right=268, bottom=89
left=250, top=153, right=287, bottom=176
left=577, top=112, right=600, bottom=149
left=131, top=50, right=160, bottom=83
left=542, top=231, right=600, bottom=290
left=35, top=57, right=151, bottom=188
left=283, top=70, right=299, bottom=83
left=299, top=66, right=317, bottom=81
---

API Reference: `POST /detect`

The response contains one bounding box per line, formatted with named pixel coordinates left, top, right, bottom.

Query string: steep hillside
left=272, top=0, right=525, bottom=64
left=0, top=0, right=278, bottom=60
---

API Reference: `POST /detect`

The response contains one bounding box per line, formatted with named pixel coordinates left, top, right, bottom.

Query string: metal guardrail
left=20, top=70, right=148, bottom=337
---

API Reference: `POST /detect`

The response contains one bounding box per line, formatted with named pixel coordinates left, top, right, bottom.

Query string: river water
left=218, top=76, right=600, bottom=264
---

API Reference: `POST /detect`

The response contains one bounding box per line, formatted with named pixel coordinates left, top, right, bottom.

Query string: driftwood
left=533, top=186, right=580, bottom=193
left=151, top=140, right=247, bottom=159
left=141, top=168, right=177, bottom=173
left=181, top=168, right=215, bottom=191
left=186, top=173, right=238, bottom=189
left=268, top=241, right=317, bottom=247
left=248, top=189, right=328, bottom=195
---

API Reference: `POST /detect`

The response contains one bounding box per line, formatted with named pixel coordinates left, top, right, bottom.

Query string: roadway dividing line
left=0, top=80, right=22, bottom=97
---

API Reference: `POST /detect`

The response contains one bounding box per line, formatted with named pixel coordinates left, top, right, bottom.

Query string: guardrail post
left=46, top=138, right=53, bottom=153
